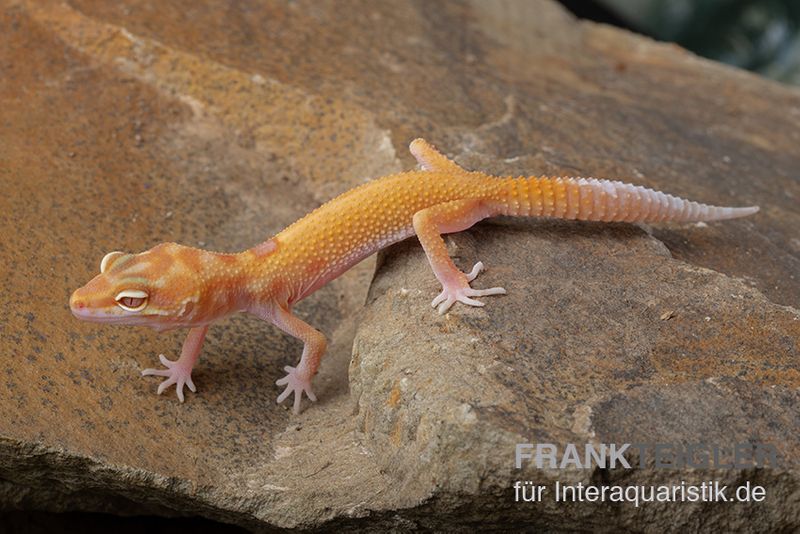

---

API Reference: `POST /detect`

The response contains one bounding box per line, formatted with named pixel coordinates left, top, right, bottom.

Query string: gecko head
left=69, top=243, right=203, bottom=330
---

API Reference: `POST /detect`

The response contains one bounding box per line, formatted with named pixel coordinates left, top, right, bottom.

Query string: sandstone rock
left=353, top=221, right=800, bottom=530
left=1, top=0, right=798, bottom=531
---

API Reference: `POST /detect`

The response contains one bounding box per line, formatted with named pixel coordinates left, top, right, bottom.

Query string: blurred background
left=561, top=0, right=800, bottom=85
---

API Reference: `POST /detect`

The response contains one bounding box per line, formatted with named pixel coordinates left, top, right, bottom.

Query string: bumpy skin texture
left=69, top=139, right=759, bottom=413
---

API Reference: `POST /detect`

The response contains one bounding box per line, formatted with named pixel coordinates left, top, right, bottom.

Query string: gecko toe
left=157, top=376, right=177, bottom=395
left=458, top=295, right=485, bottom=307
left=437, top=297, right=456, bottom=314
left=141, top=368, right=171, bottom=377
left=471, top=286, right=506, bottom=297
left=277, top=385, right=292, bottom=403
left=466, top=262, right=484, bottom=282
left=431, top=291, right=448, bottom=308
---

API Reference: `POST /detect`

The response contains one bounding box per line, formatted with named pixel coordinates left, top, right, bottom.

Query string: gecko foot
left=141, top=354, right=196, bottom=402
left=276, top=365, right=317, bottom=414
left=431, top=261, right=506, bottom=314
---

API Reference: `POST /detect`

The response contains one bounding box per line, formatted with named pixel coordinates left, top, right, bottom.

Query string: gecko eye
left=115, top=289, right=148, bottom=312
left=101, top=251, right=125, bottom=273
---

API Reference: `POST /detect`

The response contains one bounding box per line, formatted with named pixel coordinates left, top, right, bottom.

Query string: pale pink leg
left=141, top=325, right=208, bottom=402
left=412, top=199, right=506, bottom=314
left=264, top=305, right=326, bottom=414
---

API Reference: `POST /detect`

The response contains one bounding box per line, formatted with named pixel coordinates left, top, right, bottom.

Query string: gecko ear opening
left=100, top=251, right=126, bottom=273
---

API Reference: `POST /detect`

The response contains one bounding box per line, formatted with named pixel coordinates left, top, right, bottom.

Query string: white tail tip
left=710, top=205, right=760, bottom=220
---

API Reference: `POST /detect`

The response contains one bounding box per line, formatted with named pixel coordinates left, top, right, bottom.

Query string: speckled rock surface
left=353, top=222, right=800, bottom=531
left=1, top=0, right=798, bottom=531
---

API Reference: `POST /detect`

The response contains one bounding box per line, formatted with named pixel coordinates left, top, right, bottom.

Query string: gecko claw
left=431, top=262, right=506, bottom=314
left=142, top=354, right=196, bottom=403
left=276, top=365, right=317, bottom=414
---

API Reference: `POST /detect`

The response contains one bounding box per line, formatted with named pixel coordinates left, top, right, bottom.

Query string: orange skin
left=69, top=139, right=758, bottom=413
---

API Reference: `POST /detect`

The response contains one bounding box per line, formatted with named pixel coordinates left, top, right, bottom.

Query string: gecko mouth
left=69, top=306, right=148, bottom=324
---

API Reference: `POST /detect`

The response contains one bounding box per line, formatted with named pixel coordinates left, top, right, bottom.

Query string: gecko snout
left=69, top=290, right=90, bottom=318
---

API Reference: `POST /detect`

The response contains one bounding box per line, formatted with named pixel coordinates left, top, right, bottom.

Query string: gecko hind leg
left=412, top=199, right=506, bottom=314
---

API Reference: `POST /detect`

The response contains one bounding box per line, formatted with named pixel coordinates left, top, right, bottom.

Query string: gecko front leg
left=141, top=324, right=208, bottom=402
left=258, top=304, right=327, bottom=414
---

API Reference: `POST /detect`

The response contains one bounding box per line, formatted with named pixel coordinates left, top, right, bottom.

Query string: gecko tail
left=497, top=176, right=760, bottom=224
left=598, top=180, right=760, bottom=223
left=568, top=178, right=760, bottom=223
